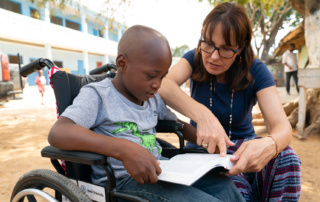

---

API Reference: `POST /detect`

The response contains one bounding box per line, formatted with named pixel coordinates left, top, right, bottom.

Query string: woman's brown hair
left=192, top=2, right=254, bottom=92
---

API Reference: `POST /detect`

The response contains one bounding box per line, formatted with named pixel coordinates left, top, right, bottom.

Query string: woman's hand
left=228, top=137, right=276, bottom=175
left=195, top=105, right=235, bottom=156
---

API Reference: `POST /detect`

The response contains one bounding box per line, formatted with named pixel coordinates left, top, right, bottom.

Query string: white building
left=0, top=0, right=124, bottom=85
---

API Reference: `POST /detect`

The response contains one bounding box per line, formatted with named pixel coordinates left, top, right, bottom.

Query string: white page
left=158, top=160, right=217, bottom=185
left=158, top=154, right=235, bottom=185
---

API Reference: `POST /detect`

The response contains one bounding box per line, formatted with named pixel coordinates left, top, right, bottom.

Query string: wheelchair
left=10, top=58, right=206, bottom=202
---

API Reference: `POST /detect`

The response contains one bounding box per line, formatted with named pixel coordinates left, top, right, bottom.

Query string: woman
left=159, top=2, right=301, bottom=202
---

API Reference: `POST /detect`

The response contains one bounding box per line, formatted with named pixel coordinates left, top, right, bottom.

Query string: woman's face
left=201, top=23, right=240, bottom=77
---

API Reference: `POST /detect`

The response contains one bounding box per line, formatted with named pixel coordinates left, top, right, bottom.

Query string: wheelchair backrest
left=51, top=71, right=115, bottom=116
left=50, top=71, right=116, bottom=182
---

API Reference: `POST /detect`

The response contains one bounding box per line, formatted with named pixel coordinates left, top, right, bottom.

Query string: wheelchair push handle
left=20, top=58, right=56, bottom=77
left=89, top=63, right=117, bottom=75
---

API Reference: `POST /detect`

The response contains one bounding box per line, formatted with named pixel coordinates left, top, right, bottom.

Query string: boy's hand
left=119, top=142, right=161, bottom=185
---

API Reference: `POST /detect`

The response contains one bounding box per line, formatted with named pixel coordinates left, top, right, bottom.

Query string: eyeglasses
left=199, top=40, right=240, bottom=59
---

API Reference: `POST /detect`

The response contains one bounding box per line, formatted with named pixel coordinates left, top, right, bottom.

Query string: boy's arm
left=48, top=117, right=161, bottom=184
left=177, top=119, right=197, bottom=144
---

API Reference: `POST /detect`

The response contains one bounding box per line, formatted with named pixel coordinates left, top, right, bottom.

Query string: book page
left=158, top=160, right=216, bottom=185
left=159, top=160, right=208, bottom=175
left=158, top=154, right=235, bottom=185
left=170, top=153, right=234, bottom=168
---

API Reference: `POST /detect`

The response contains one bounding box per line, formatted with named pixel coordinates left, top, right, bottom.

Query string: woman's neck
left=216, top=73, right=226, bottom=83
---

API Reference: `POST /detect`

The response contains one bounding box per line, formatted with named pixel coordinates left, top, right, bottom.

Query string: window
left=53, top=61, right=63, bottom=68
left=1, top=0, right=21, bottom=14
left=66, top=20, right=80, bottom=31
left=108, top=29, right=118, bottom=42
left=93, top=29, right=103, bottom=38
left=99, top=30, right=103, bottom=38
left=30, top=8, right=39, bottom=19
left=8, top=55, right=23, bottom=64
left=50, top=16, right=63, bottom=26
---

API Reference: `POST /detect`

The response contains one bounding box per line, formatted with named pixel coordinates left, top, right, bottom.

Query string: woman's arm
left=159, top=58, right=234, bottom=155
left=228, top=86, right=292, bottom=175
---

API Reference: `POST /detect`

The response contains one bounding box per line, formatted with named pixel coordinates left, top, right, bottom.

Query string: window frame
left=65, top=19, right=81, bottom=31
left=8, top=54, right=23, bottom=64
left=50, top=15, right=63, bottom=26
left=29, top=6, right=39, bottom=19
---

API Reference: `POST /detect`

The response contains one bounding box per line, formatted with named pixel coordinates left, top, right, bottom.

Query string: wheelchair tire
left=11, top=169, right=92, bottom=202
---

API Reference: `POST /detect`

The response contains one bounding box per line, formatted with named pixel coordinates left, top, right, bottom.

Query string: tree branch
left=265, top=2, right=291, bottom=33
left=253, top=10, right=264, bottom=32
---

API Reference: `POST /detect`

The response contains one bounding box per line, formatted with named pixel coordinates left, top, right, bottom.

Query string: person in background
left=282, top=43, right=299, bottom=95
left=35, top=70, right=46, bottom=105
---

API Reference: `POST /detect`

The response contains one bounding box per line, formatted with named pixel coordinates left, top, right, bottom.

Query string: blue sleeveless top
left=182, top=49, right=275, bottom=147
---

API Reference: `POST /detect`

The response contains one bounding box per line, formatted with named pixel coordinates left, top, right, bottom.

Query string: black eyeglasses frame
left=199, top=40, right=240, bottom=59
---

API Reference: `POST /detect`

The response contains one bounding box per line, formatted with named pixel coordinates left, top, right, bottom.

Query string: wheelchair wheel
left=11, top=169, right=92, bottom=202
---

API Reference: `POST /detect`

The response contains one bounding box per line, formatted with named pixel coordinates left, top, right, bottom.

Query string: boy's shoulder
left=82, top=78, right=114, bottom=93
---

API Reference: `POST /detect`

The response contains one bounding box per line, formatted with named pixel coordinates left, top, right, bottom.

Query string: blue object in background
left=78, top=60, right=85, bottom=75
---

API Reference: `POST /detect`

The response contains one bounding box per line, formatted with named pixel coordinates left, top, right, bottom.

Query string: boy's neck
left=111, top=76, right=144, bottom=106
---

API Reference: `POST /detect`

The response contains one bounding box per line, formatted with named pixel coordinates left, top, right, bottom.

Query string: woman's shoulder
left=183, top=49, right=196, bottom=58
left=182, top=49, right=196, bottom=71
left=249, top=59, right=270, bottom=77
left=249, top=59, right=275, bottom=92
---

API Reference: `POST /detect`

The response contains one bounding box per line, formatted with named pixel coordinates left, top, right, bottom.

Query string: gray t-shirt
left=61, top=78, right=177, bottom=186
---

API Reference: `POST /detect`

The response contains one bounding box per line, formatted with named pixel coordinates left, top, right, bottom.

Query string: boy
left=48, top=25, right=244, bottom=202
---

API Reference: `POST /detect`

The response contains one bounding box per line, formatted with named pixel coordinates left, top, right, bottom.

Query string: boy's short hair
left=117, top=25, right=171, bottom=62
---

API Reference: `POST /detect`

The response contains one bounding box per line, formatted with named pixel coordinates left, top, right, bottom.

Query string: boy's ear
left=116, top=54, right=127, bottom=73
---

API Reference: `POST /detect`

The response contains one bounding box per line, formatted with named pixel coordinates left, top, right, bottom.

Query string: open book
left=158, top=153, right=235, bottom=186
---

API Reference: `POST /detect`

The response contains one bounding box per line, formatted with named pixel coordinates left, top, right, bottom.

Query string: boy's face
left=122, top=56, right=171, bottom=105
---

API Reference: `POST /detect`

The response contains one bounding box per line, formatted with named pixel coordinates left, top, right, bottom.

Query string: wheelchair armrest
left=41, top=146, right=108, bottom=165
left=155, top=120, right=184, bottom=132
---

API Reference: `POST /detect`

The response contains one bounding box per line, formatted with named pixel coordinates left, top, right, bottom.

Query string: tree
left=171, top=45, right=190, bottom=57
left=201, top=0, right=303, bottom=62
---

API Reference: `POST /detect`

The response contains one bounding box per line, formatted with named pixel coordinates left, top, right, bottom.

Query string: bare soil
left=1, top=86, right=319, bottom=201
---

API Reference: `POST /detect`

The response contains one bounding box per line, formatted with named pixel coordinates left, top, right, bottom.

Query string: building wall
left=0, top=41, right=105, bottom=85
left=3, top=0, right=125, bottom=40
left=1, top=0, right=125, bottom=86
left=300, top=45, right=309, bottom=68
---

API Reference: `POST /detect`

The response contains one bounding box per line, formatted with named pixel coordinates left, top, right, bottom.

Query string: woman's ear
left=116, top=54, right=127, bottom=73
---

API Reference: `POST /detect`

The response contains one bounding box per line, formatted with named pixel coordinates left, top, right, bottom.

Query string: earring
left=236, top=55, right=242, bottom=65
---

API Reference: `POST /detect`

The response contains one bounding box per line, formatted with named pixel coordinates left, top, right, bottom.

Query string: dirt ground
left=1, top=86, right=320, bottom=201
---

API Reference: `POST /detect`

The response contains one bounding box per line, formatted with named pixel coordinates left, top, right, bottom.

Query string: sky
left=86, top=0, right=297, bottom=56
left=86, top=0, right=213, bottom=49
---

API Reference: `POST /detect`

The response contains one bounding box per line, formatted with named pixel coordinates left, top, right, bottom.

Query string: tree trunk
left=305, top=9, right=320, bottom=68
left=260, top=18, right=284, bottom=62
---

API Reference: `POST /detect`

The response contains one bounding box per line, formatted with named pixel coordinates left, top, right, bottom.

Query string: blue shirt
left=182, top=49, right=275, bottom=147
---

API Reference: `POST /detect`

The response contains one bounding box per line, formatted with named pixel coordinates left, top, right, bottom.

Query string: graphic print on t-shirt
left=112, top=122, right=161, bottom=154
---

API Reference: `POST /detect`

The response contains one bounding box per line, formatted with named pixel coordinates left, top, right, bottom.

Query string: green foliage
left=171, top=45, right=190, bottom=57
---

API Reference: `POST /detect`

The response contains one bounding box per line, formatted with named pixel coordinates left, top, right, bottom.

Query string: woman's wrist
left=266, top=135, right=279, bottom=158
left=264, top=135, right=279, bottom=159
left=193, top=103, right=213, bottom=123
